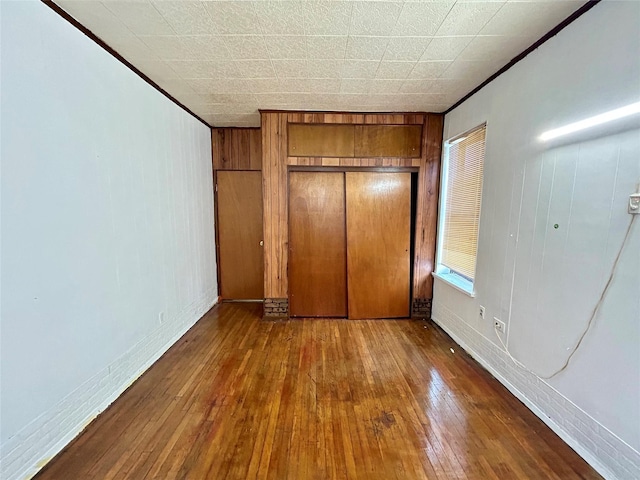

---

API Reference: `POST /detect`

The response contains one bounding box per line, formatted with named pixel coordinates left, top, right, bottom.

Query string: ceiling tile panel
left=306, top=36, right=348, bottom=60
left=340, top=60, right=380, bottom=79
left=427, top=78, right=475, bottom=94
left=102, top=1, right=175, bottom=36
left=375, top=61, right=416, bottom=79
left=255, top=93, right=316, bottom=108
left=139, top=35, right=230, bottom=61
left=334, top=94, right=370, bottom=106
left=152, top=1, right=219, bottom=35
left=233, top=60, right=277, bottom=79
left=409, top=61, right=453, bottom=79
left=303, top=1, right=353, bottom=36
left=307, top=60, right=344, bottom=79
left=138, top=35, right=193, bottom=60
left=383, top=37, right=433, bottom=62
left=393, top=2, right=456, bottom=36
left=187, top=78, right=251, bottom=94
left=435, top=1, right=505, bottom=37
left=55, top=0, right=590, bottom=125
left=307, top=79, right=342, bottom=93
left=167, top=61, right=241, bottom=80
left=201, top=1, right=263, bottom=35
left=399, top=80, right=436, bottom=94
left=272, top=59, right=310, bottom=79
left=197, top=93, right=257, bottom=105
left=278, top=78, right=312, bottom=93
left=223, top=36, right=270, bottom=60
left=350, top=2, right=403, bottom=36
left=254, top=1, right=307, bottom=35
left=419, top=36, right=474, bottom=61
left=370, top=79, right=405, bottom=94
left=245, top=78, right=282, bottom=93
left=341, top=79, right=372, bottom=94
left=345, top=36, right=390, bottom=60
left=266, top=36, right=309, bottom=59
left=180, top=36, right=231, bottom=61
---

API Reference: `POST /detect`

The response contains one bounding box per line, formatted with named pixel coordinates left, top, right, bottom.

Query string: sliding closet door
left=289, top=172, right=347, bottom=317
left=346, top=172, right=411, bottom=319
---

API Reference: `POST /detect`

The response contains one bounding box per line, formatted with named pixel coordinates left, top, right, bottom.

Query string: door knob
left=259, top=240, right=264, bottom=247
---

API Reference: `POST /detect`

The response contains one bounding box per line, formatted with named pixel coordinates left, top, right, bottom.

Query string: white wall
left=0, top=2, right=218, bottom=479
left=433, top=2, right=640, bottom=479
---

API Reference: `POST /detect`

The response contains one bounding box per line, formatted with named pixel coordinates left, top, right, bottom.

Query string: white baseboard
left=1, top=292, right=219, bottom=480
left=432, top=303, right=640, bottom=480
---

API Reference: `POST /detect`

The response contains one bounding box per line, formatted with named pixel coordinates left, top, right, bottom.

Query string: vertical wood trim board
left=414, top=115, right=444, bottom=305
left=262, top=113, right=289, bottom=299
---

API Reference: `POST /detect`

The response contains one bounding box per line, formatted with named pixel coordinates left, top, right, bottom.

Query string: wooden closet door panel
left=346, top=172, right=411, bottom=319
left=217, top=171, right=264, bottom=299
left=289, top=172, right=347, bottom=317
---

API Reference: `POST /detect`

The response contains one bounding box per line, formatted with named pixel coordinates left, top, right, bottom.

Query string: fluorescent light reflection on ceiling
left=539, top=101, right=640, bottom=141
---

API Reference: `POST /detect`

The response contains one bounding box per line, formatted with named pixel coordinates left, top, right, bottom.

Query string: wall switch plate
left=629, top=193, right=640, bottom=214
left=494, top=317, right=506, bottom=334
left=479, top=306, right=486, bottom=319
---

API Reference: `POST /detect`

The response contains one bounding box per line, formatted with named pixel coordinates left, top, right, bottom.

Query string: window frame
left=434, top=123, right=487, bottom=297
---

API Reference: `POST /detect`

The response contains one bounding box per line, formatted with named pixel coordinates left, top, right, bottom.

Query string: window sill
left=432, top=272, right=475, bottom=298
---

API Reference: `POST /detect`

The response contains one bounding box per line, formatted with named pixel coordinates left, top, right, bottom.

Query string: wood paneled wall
left=212, top=128, right=262, bottom=171
left=261, top=111, right=444, bottom=316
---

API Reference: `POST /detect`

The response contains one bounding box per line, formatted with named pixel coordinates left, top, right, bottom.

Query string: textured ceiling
left=54, top=0, right=588, bottom=127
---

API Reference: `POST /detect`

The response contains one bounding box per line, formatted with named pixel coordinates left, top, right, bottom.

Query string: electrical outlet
left=479, top=306, right=486, bottom=319
left=629, top=193, right=640, bottom=214
left=494, top=317, right=506, bottom=334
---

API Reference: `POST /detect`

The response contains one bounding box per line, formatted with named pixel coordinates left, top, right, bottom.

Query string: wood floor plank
left=34, top=303, right=602, bottom=480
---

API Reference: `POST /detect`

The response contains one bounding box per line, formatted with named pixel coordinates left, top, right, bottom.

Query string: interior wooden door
left=217, top=170, right=264, bottom=299
left=346, top=172, right=411, bottom=319
left=289, top=172, right=347, bottom=317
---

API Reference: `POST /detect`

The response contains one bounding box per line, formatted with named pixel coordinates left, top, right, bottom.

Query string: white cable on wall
left=495, top=214, right=637, bottom=380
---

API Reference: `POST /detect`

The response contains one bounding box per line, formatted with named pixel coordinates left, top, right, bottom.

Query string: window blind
left=441, top=124, right=486, bottom=281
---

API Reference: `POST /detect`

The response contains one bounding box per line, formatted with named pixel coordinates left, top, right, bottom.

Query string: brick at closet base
left=264, top=298, right=288, bottom=317
left=412, top=298, right=432, bottom=318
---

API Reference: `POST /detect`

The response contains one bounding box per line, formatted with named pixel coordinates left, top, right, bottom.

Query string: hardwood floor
left=35, top=303, right=601, bottom=480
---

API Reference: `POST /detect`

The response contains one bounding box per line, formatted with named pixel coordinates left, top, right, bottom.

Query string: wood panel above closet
left=354, top=125, right=422, bottom=158
left=288, top=124, right=354, bottom=158
left=287, top=123, right=422, bottom=158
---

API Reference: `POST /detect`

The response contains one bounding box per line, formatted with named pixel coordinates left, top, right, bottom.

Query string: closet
left=288, top=171, right=411, bottom=319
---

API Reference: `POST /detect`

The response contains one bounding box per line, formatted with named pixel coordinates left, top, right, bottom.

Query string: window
left=436, top=124, right=486, bottom=295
